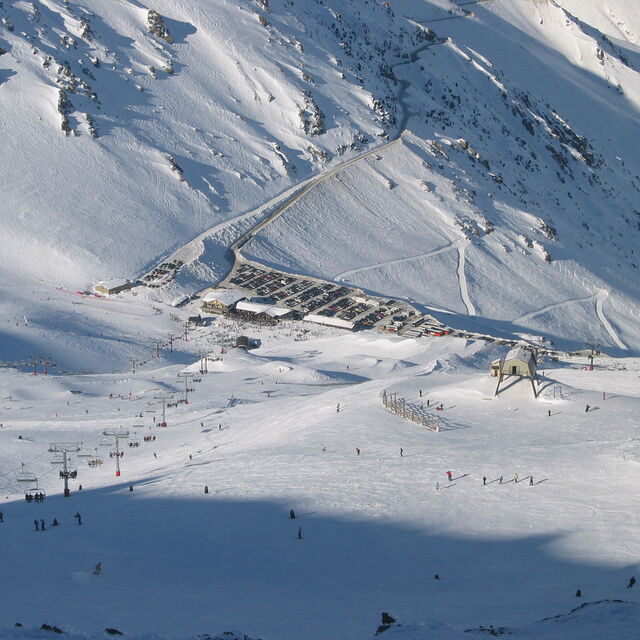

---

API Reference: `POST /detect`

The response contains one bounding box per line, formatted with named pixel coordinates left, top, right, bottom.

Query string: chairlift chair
left=25, top=487, right=46, bottom=502
left=16, top=462, right=37, bottom=483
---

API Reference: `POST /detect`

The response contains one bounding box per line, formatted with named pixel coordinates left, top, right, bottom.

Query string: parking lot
left=221, top=260, right=449, bottom=336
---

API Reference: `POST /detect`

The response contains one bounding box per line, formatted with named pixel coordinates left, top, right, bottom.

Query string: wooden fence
left=382, top=391, right=441, bottom=432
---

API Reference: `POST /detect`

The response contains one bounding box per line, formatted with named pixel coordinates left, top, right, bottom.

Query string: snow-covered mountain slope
left=0, top=0, right=639, bottom=367
left=241, top=0, right=640, bottom=353
left=1, top=325, right=640, bottom=639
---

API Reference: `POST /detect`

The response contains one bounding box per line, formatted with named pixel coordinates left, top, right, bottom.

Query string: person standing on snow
left=355, top=448, right=361, bottom=455
left=446, top=470, right=453, bottom=482
left=482, top=476, right=487, bottom=486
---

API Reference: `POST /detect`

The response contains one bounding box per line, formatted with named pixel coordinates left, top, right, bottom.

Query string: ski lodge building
left=303, top=313, right=356, bottom=331
left=201, top=289, right=246, bottom=314
left=234, top=300, right=293, bottom=321
left=94, top=279, right=133, bottom=295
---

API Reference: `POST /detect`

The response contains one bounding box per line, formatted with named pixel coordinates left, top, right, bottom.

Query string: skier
left=427, top=399, right=430, bottom=407
left=499, top=475, right=503, bottom=485
left=356, top=448, right=360, bottom=456
left=321, top=445, right=326, bottom=453
left=40, top=519, right=45, bottom=531
left=529, top=476, right=534, bottom=486
left=297, top=527, right=303, bottom=539
left=289, top=509, right=296, bottom=520
left=446, top=470, right=453, bottom=482
left=51, top=519, right=59, bottom=526
left=74, top=512, right=82, bottom=525
left=204, top=486, right=209, bottom=494
left=548, top=409, right=551, bottom=417
left=0, top=511, right=3, bottom=523
left=627, top=576, right=636, bottom=589
left=514, top=473, right=519, bottom=483
left=602, top=392, right=606, bottom=400
left=575, top=589, right=582, bottom=598
left=336, top=403, right=340, bottom=413
left=482, top=476, right=487, bottom=486
left=93, top=562, right=102, bottom=575
left=400, top=447, right=404, bottom=457
left=419, top=390, right=422, bottom=398
left=34, top=519, right=39, bottom=531
left=585, top=404, right=590, bottom=412
left=435, top=482, right=440, bottom=490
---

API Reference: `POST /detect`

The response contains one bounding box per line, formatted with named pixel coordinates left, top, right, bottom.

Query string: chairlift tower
left=103, top=429, right=129, bottom=477
left=177, top=372, right=194, bottom=404
left=48, top=442, right=81, bottom=497
left=154, top=394, right=172, bottom=427
left=585, top=339, right=601, bottom=371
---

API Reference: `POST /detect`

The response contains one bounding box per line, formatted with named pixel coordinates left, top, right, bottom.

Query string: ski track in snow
left=456, top=240, right=476, bottom=316
left=333, top=239, right=464, bottom=281
left=596, top=290, right=627, bottom=350
left=513, top=289, right=627, bottom=350
left=513, top=292, right=600, bottom=323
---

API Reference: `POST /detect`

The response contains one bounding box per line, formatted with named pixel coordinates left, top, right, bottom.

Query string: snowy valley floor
left=1, top=318, right=640, bottom=640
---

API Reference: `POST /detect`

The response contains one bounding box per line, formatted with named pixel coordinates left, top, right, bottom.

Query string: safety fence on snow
left=382, top=391, right=441, bottom=432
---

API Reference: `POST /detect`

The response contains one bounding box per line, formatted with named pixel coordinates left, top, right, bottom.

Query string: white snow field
left=1, top=319, right=640, bottom=639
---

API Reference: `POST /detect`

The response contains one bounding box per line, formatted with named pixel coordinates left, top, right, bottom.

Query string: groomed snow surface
left=1, top=320, right=640, bottom=640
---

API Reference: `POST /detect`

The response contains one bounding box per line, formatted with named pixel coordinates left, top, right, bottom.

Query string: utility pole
left=129, top=359, right=137, bottom=375
left=177, top=372, right=194, bottom=404
left=183, top=321, right=189, bottom=342
left=168, top=332, right=176, bottom=353
left=49, top=442, right=81, bottom=497
left=154, top=394, right=172, bottom=427
left=103, top=429, right=129, bottom=477
left=153, top=341, right=161, bottom=358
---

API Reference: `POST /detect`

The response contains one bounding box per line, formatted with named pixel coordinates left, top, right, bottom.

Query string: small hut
left=491, top=347, right=538, bottom=397
left=236, top=336, right=250, bottom=350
